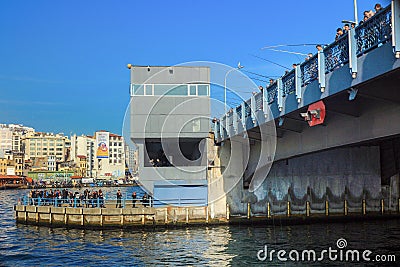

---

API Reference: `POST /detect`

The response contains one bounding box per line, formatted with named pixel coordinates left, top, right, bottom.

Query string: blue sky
left=0, top=0, right=389, bottom=135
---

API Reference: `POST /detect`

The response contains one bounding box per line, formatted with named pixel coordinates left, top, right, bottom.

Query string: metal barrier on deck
left=215, top=4, right=396, bottom=143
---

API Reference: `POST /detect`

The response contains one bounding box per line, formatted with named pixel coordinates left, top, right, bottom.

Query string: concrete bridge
left=210, top=2, right=400, bottom=218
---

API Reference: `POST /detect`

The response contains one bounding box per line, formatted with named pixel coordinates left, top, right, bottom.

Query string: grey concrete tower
left=128, top=65, right=210, bottom=206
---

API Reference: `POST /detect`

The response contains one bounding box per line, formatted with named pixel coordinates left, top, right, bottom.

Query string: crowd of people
left=27, top=188, right=152, bottom=208
left=335, top=3, right=383, bottom=41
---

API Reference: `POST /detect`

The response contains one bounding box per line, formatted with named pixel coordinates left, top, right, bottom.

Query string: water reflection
left=1, top=189, right=400, bottom=266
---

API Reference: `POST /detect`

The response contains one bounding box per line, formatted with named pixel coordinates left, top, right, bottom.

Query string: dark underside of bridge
left=247, top=67, right=400, bottom=185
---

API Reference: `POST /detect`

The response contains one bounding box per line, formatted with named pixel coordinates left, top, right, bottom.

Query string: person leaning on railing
left=116, top=189, right=122, bottom=208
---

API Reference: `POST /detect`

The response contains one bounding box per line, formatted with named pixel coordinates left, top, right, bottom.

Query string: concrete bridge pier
left=210, top=139, right=400, bottom=218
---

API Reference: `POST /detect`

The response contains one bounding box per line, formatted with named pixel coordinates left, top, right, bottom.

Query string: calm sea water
left=1, top=188, right=399, bottom=266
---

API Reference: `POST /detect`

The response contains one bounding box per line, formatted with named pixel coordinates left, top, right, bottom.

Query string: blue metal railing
left=21, top=192, right=153, bottom=208
left=217, top=3, right=395, bottom=141
left=267, top=82, right=278, bottom=104
left=282, top=69, right=295, bottom=96
left=300, top=55, right=318, bottom=86
left=324, top=33, right=349, bottom=73
left=20, top=195, right=207, bottom=208
left=356, top=5, right=392, bottom=55
left=255, top=92, right=263, bottom=111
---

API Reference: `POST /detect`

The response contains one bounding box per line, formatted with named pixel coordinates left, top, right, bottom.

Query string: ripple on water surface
left=1, top=189, right=400, bottom=266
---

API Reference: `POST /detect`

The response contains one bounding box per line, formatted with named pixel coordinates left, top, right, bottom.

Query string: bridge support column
left=317, top=50, right=326, bottom=92
left=277, top=78, right=283, bottom=112
left=348, top=28, right=358, bottom=78
left=392, top=0, right=400, bottom=58
left=295, top=65, right=302, bottom=103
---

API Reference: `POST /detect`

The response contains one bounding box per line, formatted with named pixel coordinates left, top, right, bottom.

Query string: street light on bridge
left=224, top=62, right=244, bottom=114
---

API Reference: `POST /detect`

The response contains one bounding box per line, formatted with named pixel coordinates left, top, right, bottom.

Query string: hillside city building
left=0, top=123, right=137, bottom=183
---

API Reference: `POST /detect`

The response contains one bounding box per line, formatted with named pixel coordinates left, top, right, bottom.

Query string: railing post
left=287, top=201, right=291, bottom=217
left=344, top=199, right=348, bottom=215
left=306, top=201, right=310, bottom=217
left=392, top=0, right=400, bottom=58
left=214, top=120, right=219, bottom=140
left=219, top=116, right=225, bottom=140
left=348, top=27, right=358, bottom=78
left=250, top=95, right=256, bottom=124
left=226, top=114, right=231, bottom=138
left=233, top=110, right=238, bottom=134
left=318, top=50, right=326, bottom=92
left=247, top=202, right=251, bottom=219
left=381, top=199, right=385, bottom=214
left=267, top=202, right=271, bottom=218
left=295, top=65, right=302, bottom=103
left=226, top=203, right=230, bottom=220
left=277, top=78, right=283, bottom=112
left=241, top=102, right=246, bottom=130
left=262, top=86, right=267, bottom=119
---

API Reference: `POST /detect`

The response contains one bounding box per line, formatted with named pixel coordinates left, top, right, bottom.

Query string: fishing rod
left=267, top=48, right=308, bottom=56
left=249, top=77, right=268, bottom=83
left=249, top=54, right=291, bottom=70
left=261, top=43, right=325, bottom=50
left=241, top=69, right=277, bottom=80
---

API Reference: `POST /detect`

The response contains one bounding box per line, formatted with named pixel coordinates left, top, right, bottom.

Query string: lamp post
left=224, top=62, right=244, bottom=114
left=353, top=0, right=358, bottom=25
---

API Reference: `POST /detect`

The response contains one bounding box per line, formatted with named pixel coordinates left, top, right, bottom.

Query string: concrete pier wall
left=223, top=142, right=393, bottom=216
left=14, top=205, right=226, bottom=228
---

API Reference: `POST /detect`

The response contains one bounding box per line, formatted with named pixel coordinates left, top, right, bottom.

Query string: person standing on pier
left=99, top=189, right=104, bottom=208
left=142, top=193, right=148, bottom=207
left=132, top=191, right=137, bottom=208
left=116, top=190, right=122, bottom=208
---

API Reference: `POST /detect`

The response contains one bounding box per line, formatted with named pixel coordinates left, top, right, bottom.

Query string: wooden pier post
left=325, top=200, right=329, bottom=216
left=362, top=199, right=366, bottom=215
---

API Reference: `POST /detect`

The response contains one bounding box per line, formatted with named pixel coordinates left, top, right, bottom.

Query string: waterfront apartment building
left=70, top=134, right=95, bottom=177
left=24, top=132, right=70, bottom=163
left=125, top=143, right=138, bottom=177
left=77, top=155, right=87, bottom=177
left=70, top=131, right=125, bottom=179
left=0, top=124, right=35, bottom=157
left=0, top=158, right=7, bottom=175
left=93, top=131, right=125, bottom=180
